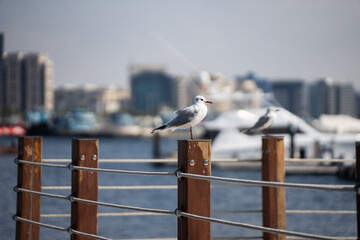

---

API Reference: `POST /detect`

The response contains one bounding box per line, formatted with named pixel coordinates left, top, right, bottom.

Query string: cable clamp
left=175, top=170, right=182, bottom=179
left=68, top=195, right=75, bottom=202
left=174, top=208, right=182, bottom=218
left=67, top=227, right=74, bottom=235
left=67, top=163, right=74, bottom=171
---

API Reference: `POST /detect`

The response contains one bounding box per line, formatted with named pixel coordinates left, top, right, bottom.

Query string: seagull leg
left=190, top=127, right=193, bottom=140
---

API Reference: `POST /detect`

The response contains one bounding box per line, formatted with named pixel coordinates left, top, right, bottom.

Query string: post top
left=262, top=136, right=284, bottom=140
left=178, top=139, right=212, bottom=143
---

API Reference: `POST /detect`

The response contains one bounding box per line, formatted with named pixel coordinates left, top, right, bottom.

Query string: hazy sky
left=1, top=0, right=360, bottom=89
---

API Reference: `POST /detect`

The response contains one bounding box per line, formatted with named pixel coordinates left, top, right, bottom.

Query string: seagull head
left=267, top=107, right=280, bottom=113
left=193, top=95, right=213, bottom=104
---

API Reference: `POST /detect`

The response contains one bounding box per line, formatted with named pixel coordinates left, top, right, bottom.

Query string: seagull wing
left=167, top=105, right=198, bottom=128
left=249, top=115, right=270, bottom=131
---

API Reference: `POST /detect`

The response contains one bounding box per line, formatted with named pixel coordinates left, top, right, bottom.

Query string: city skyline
left=0, top=0, right=359, bottom=89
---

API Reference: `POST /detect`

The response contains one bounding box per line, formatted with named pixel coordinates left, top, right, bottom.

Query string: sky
left=1, top=0, right=360, bottom=89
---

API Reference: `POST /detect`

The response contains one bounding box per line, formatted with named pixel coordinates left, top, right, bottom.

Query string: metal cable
left=68, top=228, right=112, bottom=240
left=42, top=184, right=253, bottom=191
left=70, top=165, right=175, bottom=176
left=175, top=210, right=354, bottom=240
left=15, top=159, right=68, bottom=169
left=70, top=196, right=175, bottom=215
left=285, top=158, right=355, bottom=163
left=286, top=210, right=356, bottom=214
left=41, top=212, right=169, bottom=218
left=42, top=158, right=239, bottom=163
left=13, top=216, right=68, bottom=232
left=176, top=171, right=356, bottom=192
left=14, top=187, right=68, bottom=200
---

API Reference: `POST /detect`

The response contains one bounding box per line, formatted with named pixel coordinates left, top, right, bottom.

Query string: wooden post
left=15, top=137, right=42, bottom=240
left=178, top=140, right=211, bottom=240
left=356, top=142, right=360, bottom=239
left=262, top=136, right=286, bottom=240
left=71, top=139, right=99, bottom=240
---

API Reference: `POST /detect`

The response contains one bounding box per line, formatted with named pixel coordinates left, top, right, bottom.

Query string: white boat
left=204, top=108, right=360, bottom=161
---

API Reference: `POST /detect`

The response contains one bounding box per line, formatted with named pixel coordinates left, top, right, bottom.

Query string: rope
left=13, top=216, right=68, bottom=232
left=70, top=196, right=175, bottom=216
left=176, top=171, right=356, bottom=192
left=175, top=210, right=353, bottom=240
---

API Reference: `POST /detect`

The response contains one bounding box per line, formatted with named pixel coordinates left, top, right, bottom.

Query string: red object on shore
left=0, top=126, right=26, bottom=136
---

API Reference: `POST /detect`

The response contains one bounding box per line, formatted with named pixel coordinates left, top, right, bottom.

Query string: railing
left=13, top=136, right=358, bottom=240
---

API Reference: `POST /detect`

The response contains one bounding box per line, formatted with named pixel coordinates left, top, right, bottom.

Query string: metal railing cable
left=15, top=158, right=68, bottom=169
left=69, top=196, right=175, bottom=215
left=41, top=158, right=356, bottom=164
left=42, top=158, right=240, bottom=163
left=176, top=171, right=356, bottom=192
left=41, top=184, right=255, bottom=191
left=13, top=188, right=356, bottom=240
left=68, top=228, right=112, bottom=240
left=40, top=209, right=356, bottom=218
left=16, top=158, right=356, bottom=192
left=175, top=210, right=355, bottom=240
left=14, top=158, right=357, bottom=240
left=13, top=216, right=68, bottom=232
left=14, top=187, right=68, bottom=200
left=69, top=164, right=175, bottom=176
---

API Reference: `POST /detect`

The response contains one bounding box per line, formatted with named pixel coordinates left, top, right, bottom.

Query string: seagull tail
left=151, top=125, right=167, bottom=133
left=240, top=128, right=250, bottom=134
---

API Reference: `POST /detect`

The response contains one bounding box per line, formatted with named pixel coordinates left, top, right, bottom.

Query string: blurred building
left=1, top=52, right=54, bottom=112
left=0, top=33, right=4, bottom=111
left=271, top=80, right=306, bottom=117
left=130, top=65, right=177, bottom=115
left=237, top=72, right=272, bottom=93
left=309, top=77, right=356, bottom=118
left=55, top=84, right=130, bottom=114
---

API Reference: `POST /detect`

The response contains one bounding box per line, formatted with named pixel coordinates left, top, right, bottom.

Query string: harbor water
left=0, top=136, right=356, bottom=239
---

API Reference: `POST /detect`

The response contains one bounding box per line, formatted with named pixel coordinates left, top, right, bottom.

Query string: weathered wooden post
left=15, top=136, right=42, bottom=240
left=262, top=136, right=286, bottom=240
left=178, top=140, right=211, bottom=240
left=71, top=139, right=99, bottom=240
left=356, top=142, right=360, bottom=239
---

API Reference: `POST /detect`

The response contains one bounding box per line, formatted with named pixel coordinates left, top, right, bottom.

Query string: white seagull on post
left=241, top=107, right=279, bottom=136
left=151, top=95, right=213, bottom=139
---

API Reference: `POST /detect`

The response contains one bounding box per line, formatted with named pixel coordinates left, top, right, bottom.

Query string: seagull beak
left=205, top=100, right=213, bottom=104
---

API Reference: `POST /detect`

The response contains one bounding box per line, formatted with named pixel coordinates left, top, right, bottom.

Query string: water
left=0, top=136, right=356, bottom=239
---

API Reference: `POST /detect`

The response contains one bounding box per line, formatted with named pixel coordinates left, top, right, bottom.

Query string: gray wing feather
left=248, top=116, right=269, bottom=131
left=167, top=105, right=198, bottom=127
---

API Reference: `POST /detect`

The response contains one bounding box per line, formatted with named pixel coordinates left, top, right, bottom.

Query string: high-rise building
left=1, top=52, right=54, bottom=112
left=2, top=52, right=24, bottom=112
left=130, top=65, right=177, bottom=115
left=0, top=33, right=4, bottom=110
left=271, top=80, right=305, bottom=117
left=23, top=53, right=54, bottom=111
left=309, top=77, right=356, bottom=118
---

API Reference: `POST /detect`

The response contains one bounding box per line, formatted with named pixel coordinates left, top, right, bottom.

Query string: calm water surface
left=0, top=136, right=356, bottom=239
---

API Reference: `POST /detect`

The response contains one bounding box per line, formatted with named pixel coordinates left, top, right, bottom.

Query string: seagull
left=241, top=107, right=279, bottom=136
left=151, top=95, right=213, bottom=139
